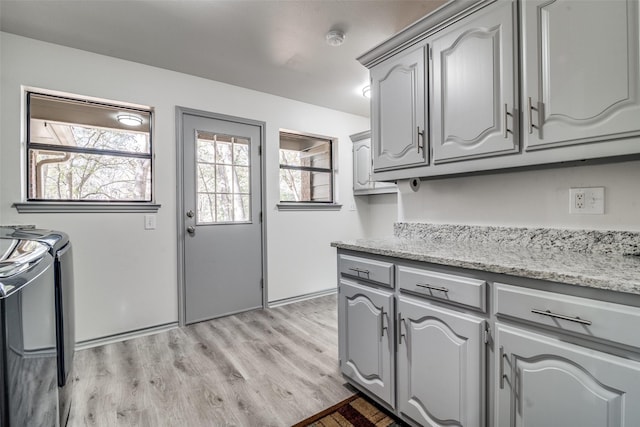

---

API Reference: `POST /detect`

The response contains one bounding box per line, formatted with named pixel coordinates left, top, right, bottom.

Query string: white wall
left=359, top=193, right=398, bottom=237
left=400, top=160, right=640, bottom=231
left=0, top=33, right=370, bottom=342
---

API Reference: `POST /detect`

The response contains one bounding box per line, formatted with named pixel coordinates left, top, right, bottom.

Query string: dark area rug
left=292, top=393, right=406, bottom=427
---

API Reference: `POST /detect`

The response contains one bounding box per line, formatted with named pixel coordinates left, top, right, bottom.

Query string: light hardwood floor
left=67, top=294, right=352, bottom=427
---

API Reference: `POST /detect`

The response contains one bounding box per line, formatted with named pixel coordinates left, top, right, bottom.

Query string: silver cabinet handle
left=416, top=283, right=449, bottom=293
left=503, top=103, right=512, bottom=138
left=348, top=267, right=370, bottom=279
left=380, top=310, right=388, bottom=337
left=499, top=346, right=507, bottom=389
left=417, top=126, right=425, bottom=153
left=527, top=97, right=534, bottom=134
left=531, top=308, right=592, bottom=326
left=186, top=226, right=195, bottom=234
left=398, top=313, right=406, bottom=345
left=527, top=97, right=543, bottom=135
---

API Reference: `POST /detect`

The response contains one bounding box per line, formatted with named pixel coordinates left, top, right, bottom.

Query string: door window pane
left=196, top=133, right=251, bottom=224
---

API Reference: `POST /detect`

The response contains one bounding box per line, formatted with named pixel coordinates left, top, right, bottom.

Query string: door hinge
left=259, top=211, right=263, bottom=223
left=258, top=145, right=262, bottom=156
left=428, top=46, right=432, bottom=61
left=260, top=278, right=264, bottom=289
left=484, top=325, right=491, bottom=344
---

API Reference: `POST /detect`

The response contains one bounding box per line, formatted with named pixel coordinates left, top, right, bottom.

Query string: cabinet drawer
left=339, top=254, right=394, bottom=288
left=397, top=265, right=486, bottom=311
left=494, top=283, right=640, bottom=349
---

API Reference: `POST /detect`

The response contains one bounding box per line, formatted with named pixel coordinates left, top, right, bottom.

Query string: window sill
left=276, top=203, right=342, bottom=211
left=13, top=202, right=161, bottom=214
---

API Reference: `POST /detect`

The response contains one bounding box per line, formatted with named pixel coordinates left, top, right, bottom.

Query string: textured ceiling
left=0, top=0, right=446, bottom=117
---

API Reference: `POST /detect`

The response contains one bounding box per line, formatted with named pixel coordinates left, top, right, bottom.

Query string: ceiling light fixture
left=326, top=30, right=346, bottom=47
left=117, top=114, right=143, bottom=126
left=362, top=85, right=371, bottom=99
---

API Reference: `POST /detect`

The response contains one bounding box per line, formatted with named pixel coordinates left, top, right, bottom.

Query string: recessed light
left=117, top=114, right=143, bottom=126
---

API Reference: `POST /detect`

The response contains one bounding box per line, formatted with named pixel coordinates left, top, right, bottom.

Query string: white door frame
left=175, top=106, right=268, bottom=327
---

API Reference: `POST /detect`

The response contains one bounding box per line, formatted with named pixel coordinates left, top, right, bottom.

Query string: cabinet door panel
left=496, top=323, right=640, bottom=426
left=523, top=0, right=640, bottom=149
left=431, top=1, right=518, bottom=163
left=398, top=296, right=485, bottom=427
left=339, top=280, right=395, bottom=407
left=371, top=46, right=427, bottom=171
left=353, top=141, right=371, bottom=191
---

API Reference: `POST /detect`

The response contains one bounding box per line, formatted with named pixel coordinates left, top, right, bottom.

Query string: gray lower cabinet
left=397, top=295, right=485, bottom=427
left=495, top=323, right=640, bottom=426
left=337, top=251, right=640, bottom=426
left=338, top=278, right=395, bottom=407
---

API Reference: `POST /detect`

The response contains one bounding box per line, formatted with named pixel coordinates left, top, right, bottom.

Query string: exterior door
left=181, top=111, right=263, bottom=324
left=338, top=279, right=395, bottom=408
left=397, top=296, right=485, bottom=427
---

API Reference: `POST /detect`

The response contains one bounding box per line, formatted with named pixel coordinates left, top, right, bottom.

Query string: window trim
left=278, top=129, right=339, bottom=206
left=16, top=88, right=158, bottom=213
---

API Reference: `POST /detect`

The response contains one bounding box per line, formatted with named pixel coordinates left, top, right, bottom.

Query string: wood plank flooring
left=68, top=294, right=351, bottom=427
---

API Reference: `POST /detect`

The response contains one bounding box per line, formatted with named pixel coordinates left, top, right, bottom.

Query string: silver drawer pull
left=416, top=283, right=449, bottom=293
left=348, top=267, right=370, bottom=278
left=531, top=308, right=592, bottom=326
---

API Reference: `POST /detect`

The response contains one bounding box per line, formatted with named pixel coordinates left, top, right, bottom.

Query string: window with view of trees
left=279, top=131, right=335, bottom=203
left=196, top=132, right=251, bottom=224
left=27, top=92, right=153, bottom=202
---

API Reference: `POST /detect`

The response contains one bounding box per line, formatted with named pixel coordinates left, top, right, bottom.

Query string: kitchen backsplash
left=394, top=222, right=640, bottom=256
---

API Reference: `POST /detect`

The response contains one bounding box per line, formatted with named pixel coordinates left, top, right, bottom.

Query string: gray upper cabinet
left=496, top=323, right=640, bottom=426
left=397, top=296, right=485, bottom=427
left=353, top=139, right=372, bottom=192
left=370, top=45, right=428, bottom=172
left=431, top=0, right=519, bottom=163
left=350, top=131, right=397, bottom=195
left=522, top=0, right=640, bottom=150
left=358, top=0, right=640, bottom=181
left=338, top=279, right=395, bottom=408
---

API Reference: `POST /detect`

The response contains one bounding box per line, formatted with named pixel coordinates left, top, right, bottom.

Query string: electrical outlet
left=569, top=187, right=604, bottom=214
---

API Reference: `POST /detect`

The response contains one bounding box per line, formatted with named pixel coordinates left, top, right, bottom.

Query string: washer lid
left=0, top=239, right=51, bottom=298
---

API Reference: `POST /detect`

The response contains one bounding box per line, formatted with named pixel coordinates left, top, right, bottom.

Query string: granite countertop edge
left=331, top=239, right=640, bottom=297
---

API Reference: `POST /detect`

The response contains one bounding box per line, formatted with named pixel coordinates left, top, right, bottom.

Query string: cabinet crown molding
left=357, top=0, right=495, bottom=68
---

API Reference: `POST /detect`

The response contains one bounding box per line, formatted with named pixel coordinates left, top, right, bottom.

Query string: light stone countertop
left=331, top=237, right=640, bottom=296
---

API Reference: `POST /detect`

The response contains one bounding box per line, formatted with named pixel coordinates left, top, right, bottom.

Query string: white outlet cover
left=569, top=187, right=604, bottom=214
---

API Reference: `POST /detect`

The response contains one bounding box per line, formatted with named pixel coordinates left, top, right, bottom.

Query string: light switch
left=144, top=214, right=157, bottom=230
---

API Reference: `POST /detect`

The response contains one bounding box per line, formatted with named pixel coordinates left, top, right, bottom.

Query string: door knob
left=186, top=210, right=195, bottom=218
left=186, top=226, right=195, bottom=234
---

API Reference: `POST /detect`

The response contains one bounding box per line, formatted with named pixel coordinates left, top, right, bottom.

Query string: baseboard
left=268, top=288, right=337, bottom=308
left=75, top=321, right=179, bottom=350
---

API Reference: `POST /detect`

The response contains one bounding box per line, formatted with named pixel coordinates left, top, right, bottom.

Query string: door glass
left=196, top=131, right=251, bottom=224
